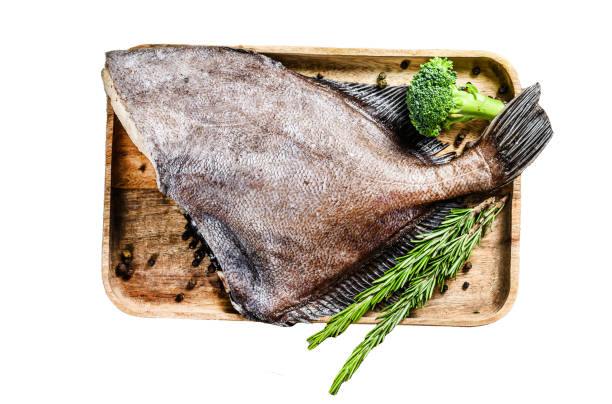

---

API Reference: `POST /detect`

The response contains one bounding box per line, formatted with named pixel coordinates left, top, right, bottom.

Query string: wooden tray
left=102, top=45, right=521, bottom=326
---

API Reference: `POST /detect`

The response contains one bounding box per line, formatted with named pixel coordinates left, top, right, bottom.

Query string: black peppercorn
left=463, top=262, right=472, bottom=272
left=194, top=248, right=206, bottom=260
left=122, top=266, right=135, bottom=281
left=181, top=230, right=191, bottom=241
left=498, top=84, right=508, bottom=95
left=471, top=66, right=481, bottom=75
left=209, top=260, right=221, bottom=273
left=186, top=280, right=197, bottom=290
left=316, top=73, right=323, bottom=79
left=115, top=263, right=128, bottom=278
left=192, top=259, right=201, bottom=267
left=189, top=239, right=199, bottom=249
left=175, top=293, right=184, bottom=303
left=147, top=254, right=158, bottom=267
left=442, top=284, right=448, bottom=293
left=462, top=282, right=470, bottom=290
left=400, top=60, right=410, bottom=69
left=454, top=130, right=467, bottom=148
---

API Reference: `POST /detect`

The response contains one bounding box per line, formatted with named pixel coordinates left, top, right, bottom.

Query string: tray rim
left=102, top=45, right=521, bottom=327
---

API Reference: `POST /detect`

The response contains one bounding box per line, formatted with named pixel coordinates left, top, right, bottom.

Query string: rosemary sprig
left=307, top=197, right=507, bottom=395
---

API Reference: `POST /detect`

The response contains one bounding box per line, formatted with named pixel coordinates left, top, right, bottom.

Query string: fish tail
left=484, top=83, right=553, bottom=185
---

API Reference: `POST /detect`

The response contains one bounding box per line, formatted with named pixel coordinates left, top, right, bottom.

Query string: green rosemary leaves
left=307, top=196, right=507, bottom=394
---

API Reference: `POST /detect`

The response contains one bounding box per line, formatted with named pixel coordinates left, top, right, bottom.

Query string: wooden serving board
left=102, top=45, right=521, bottom=326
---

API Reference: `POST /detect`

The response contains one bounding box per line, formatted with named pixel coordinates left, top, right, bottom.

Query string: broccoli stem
left=443, top=88, right=505, bottom=129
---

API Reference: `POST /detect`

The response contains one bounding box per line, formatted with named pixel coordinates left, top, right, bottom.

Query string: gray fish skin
left=102, top=46, right=550, bottom=325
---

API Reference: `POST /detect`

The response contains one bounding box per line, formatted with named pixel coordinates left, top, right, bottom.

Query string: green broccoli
left=406, top=57, right=505, bottom=137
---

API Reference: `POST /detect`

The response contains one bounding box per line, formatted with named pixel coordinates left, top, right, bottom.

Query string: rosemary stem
left=307, top=196, right=507, bottom=394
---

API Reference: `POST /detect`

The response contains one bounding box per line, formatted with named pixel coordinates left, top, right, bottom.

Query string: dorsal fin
left=276, top=200, right=464, bottom=325
left=320, top=79, right=411, bottom=132
left=317, top=78, right=455, bottom=166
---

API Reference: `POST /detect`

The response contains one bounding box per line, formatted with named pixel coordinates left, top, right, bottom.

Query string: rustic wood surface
left=102, top=46, right=521, bottom=326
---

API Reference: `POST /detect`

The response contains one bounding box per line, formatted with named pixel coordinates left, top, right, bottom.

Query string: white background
left=1, top=1, right=610, bottom=403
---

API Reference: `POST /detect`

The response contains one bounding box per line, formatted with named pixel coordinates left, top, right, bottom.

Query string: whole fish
left=102, top=46, right=551, bottom=325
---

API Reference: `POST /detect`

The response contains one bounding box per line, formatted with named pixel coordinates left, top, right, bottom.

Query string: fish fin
left=403, top=133, right=456, bottom=165
left=276, top=200, right=465, bottom=325
left=483, top=83, right=553, bottom=185
left=319, top=79, right=411, bottom=132
left=317, top=78, right=455, bottom=166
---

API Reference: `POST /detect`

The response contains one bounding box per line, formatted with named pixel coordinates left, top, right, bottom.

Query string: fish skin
left=102, top=46, right=542, bottom=324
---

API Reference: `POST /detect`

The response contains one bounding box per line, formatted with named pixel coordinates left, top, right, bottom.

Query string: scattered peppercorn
left=454, top=130, right=467, bottom=148
left=442, top=284, right=449, bottom=293
left=471, top=66, right=481, bottom=75
left=209, top=260, right=221, bottom=273
left=186, top=280, right=197, bottom=290
left=175, top=293, right=185, bottom=302
left=115, top=263, right=128, bottom=278
left=181, top=230, right=191, bottom=241
left=473, top=310, right=480, bottom=314
left=194, top=248, right=206, bottom=260
left=498, top=84, right=508, bottom=95
left=122, top=266, right=135, bottom=281
left=189, top=239, right=199, bottom=249
left=120, top=249, right=132, bottom=264
left=138, top=163, right=146, bottom=172
left=183, top=77, right=189, bottom=83
left=192, top=258, right=201, bottom=267
left=316, top=73, right=323, bottom=79
left=376, top=72, right=388, bottom=89
left=400, top=60, right=410, bottom=69
left=463, top=262, right=472, bottom=272
left=147, top=254, right=158, bottom=267
left=462, top=282, right=470, bottom=290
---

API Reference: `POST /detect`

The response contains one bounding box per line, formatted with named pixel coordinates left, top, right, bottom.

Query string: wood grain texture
left=102, top=45, right=521, bottom=326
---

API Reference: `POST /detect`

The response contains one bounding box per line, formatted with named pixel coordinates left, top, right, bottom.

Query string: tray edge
left=101, top=45, right=522, bottom=326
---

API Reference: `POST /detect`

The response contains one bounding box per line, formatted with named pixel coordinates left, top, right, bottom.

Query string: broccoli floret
left=406, top=57, right=505, bottom=137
